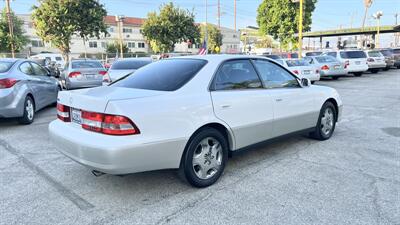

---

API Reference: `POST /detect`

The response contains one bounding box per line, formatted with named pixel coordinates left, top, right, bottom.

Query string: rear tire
left=179, top=128, right=228, bottom=188
left=371, top=69, right=379, bottom=74
left=353, top=72, right=363, bottom=77
left=311, top=81, right=315, bottom=84
left=332, top=76, right=339, bottom=80
left=18, top=96, right=35, bottom=125
left=309, top=101, right=337, bottom=141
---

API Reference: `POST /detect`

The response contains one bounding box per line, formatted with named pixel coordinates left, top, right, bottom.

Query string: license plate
left=355, top=61, right=361, bottom=65
left=71, top=108, right=82, bottom=124
left=334, top=65, right=340, bottom=70
left=303, top=70, right=310, bottom=75
left=85, top=74, right=95, bottom=79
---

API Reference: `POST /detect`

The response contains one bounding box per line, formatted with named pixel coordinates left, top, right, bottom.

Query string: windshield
left=340, top=51, right=367, bottom=59
left=0, top=61, right=15, bottom=73
left=113, top=59, right=207, bottom=91
left=380, top=50, right=392, bottom=56
left=315, top=56, right=337, bottom=63
left=111, top=59, right=151, bottom=70
left=286, top=59, right=309, bottom=67
left=71, top=61, right=103, bottom=69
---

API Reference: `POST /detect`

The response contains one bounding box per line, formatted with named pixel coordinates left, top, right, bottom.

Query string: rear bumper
left=0, top=88, right=24, bottom=118
left=48, top=120, right=187, bottom=174
left=66, top=78, right=102, bottom=90
left=320, top=69, right=346, bottom=77
left=368, top=62, right=386, bottom=69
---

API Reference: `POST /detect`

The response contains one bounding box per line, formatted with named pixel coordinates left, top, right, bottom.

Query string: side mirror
left=300, top=78, right=311, bottom=87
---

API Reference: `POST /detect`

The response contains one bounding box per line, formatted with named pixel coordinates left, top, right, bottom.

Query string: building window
left=101, top=42, right=107, bottom=48
left=138, top=42, right=145, bottom=48
left=233, top=34, right=238, bottom=38
left=31, top=40, right=44, bottom=47
left=128, top=42, right=135, bottom=48
left=89, top=41, right=98, bottom=48
left=123, top=28, right=132, bottom=33
left=107, top=27, right=114, bottom=32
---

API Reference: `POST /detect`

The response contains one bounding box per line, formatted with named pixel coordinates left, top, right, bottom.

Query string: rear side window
left=72, top=61, right=103, bottom=69
left=111, top=60, right=151, bottom=70
left=286, top=59, right=309, bottom=67
left=316, top=56, right=336, bottom=63
left=113, top=59, right=207, bottom=91
left=0, top=61, right=15, bottom=73
left=368, top=51, right=382, bottom=57
left=213, top=60, right=262, bottom=91
left=340, top=51, right=367, bottom=59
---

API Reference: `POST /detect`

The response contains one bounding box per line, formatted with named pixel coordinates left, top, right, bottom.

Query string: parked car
left=0, top=59, right=60, bottom=124
left=31, top=58, right=61, bottom=78
left=276, top=58, right=320, bottom=83
left=62, top=59, right=107, bottom=90
left=30, top=53, right=65, bottom=70
left=379, top=49, right=395, bottom=70
left=365, top=50, right=386, bottom=73
left=304, top=55, right=346, bottom=80
left=263, top=54, right=282, bottom=60
left=49, top=55, right=342, bottom=187
left=279, top=52, right=299, bottom=59
left=323, top=50, right=368, bottom=76
left=391, top=48, right=400, bottom=69
left=103, top=58, right=152, bottom=84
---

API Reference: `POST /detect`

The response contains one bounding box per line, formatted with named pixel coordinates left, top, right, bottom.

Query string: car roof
left=173, top=54, right=270, bottom=63
left=0, top=58, right=20, bottom=63
left=115, top=57, right=152, bottom=62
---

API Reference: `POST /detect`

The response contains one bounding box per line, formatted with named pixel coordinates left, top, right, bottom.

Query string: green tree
left=256, top=0, right=317, bottom=49
left=105, top=42, right=129, bottom=54
left=200, top=24, right=223, bottom=53
left=0, top=9, right=29, bottom=52
left=32, top=0, right=108, bottom=60
left=255, top=35, right=276, bottom=48
left=141, top=3, right=200, bottom=53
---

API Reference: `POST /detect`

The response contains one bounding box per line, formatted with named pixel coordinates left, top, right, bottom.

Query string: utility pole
left=373, top=11, right=383, bottom=49
left=395, top=13, right=398, bottom=25
left=205, top=0, right=208, bottom=52
left=234, top=0, right=237, bottom=31
left=116, top=15, right=125, bottom=58
left=5, top=0, right=15, bottom=58
left=217, top=0, right=220, bottom=29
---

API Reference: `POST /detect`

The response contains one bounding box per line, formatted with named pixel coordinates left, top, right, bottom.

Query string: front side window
left=213, top=60, right=262, bottom=91
left=30, top=62, right=48, bottom=76
left=113, top=59, right=207, bottom=91
left=252, top=59, right=299, bottom=89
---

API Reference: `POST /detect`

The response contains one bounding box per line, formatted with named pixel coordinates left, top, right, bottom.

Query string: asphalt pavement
left=1, top=69, right=399, bottom=225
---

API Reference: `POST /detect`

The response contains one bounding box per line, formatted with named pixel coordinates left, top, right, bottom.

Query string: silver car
left=63, top=59, right=106, bottom=90
left=0, top=59, right=59, bottom=124
left=304, top=55, right=346, bottom=80
left=365, top=50, right=386, bottom=73
left=102, top=58, right=152, bottom=84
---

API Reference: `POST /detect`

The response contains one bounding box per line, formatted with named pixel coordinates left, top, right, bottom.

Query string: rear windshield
left=55, top=57, right=63, bottom=61
left=305, top=52, right=322, bottom=56
left=71, top=61, right=103, bottom=69
left=0, top=61, right=15, bottom=73
left=393, top=49, right=400, bottom=54
left=380, top=50, right=392, bottom=56
left=113, top=59, right=207, bottom=91
left=286, top=59, right=309, bottom=67
left=368, top=51, right=382, bottom=57
left=265, top=55, right=281, bottom=59
left=315, top=56, right=336, bottom=63
left=111, top=60, right=151, bottom=70
left=340, top=51, right=367, bottom=59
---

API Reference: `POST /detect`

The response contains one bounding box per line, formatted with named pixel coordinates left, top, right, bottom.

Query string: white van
left=324, top=50, right=368, bottom=76
left=30, top=53, right=65, bottom=70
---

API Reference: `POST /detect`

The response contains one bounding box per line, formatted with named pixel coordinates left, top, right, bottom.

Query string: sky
left=2, top=0, right=399, bottom=31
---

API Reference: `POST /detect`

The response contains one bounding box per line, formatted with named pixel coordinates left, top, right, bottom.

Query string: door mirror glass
left=301, top=78, right=311, bottom=87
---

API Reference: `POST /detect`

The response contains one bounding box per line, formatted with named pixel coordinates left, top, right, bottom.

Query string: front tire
left=179, top=128, right=228, bottom=188
left=310, top=102, right=337, bottom=140
left=18, top=96, right=35, bottom=125
left=332, top=76, right=339, bottom=80
left=353, top=72, right=363, bottom=77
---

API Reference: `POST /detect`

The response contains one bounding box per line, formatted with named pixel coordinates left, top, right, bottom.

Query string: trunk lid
left=57, top=86, right=164, bottom=113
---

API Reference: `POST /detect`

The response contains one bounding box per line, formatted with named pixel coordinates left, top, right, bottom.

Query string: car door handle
left=221, top=105, right=231, bottom=109
left=275, top=98, right=283, bottom=102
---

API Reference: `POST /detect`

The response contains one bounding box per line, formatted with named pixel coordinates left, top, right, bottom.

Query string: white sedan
left=49, top=55, right=342, bottom=187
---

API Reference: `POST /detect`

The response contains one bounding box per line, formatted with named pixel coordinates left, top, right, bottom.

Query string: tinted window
left=326, top=52, right=337, bottom=57
left=265, top=55, right=281, bottom=60
left=111, top=60, right=151, bottom=70
left=340, top=51, right=367, bottom=59
left=368, top=51, right=382, bottom=57
left=30, top=62, right=48, bottom=76
left=303, top=57, right=314, bottom=64
left=392, top=49, right=400, bottom=54
left=71, top=61, right=103, bottom=69
left=213, top=60, right=262, bottom=91
left=380, top=50, right=392, bottom=56
left=19, top=62, right=34, bottom=75
left=252, top=59, right=299, bottom=88
left=114, top=59, right=207, bottom=91
left=315, top=56, right=337, bottom=63
left=305, top=52, right=322, bottom=56
left=0, top=61, right=15, bottom=73
left=286, top=59, right=310, bottom=67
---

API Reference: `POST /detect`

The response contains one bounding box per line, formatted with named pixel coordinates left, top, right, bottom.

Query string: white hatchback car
left=324, top=50, right=368, bottom=76
left=49, top=55, right=342, bottom=187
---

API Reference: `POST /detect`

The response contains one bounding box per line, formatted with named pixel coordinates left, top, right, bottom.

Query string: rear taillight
left=81, top=110, right=139, bottom=135
left=344, top=61, right=349, bottom=69
left=367, top=58, right=374, bottom=62
left=68, top=72, right=82, bottom=78
left=0, top=78, right=18, bottom=89
left=321, top=65, right=330, bottom=70
left=57, top=103, right=71, bottom=122
left=98, top=71, right=107, bottom=76
left=292, top=70, right=299, bottom=75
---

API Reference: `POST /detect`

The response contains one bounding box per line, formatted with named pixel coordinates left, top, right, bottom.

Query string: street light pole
left=116, top=15, right=125, bottom=58
left=5, top=0, right=15, bottom=58
left=234, top=0, right=237, bottom=31
left=373, top=11, right=383, bottom=49
left=292, top=0, right=303, bottom=58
